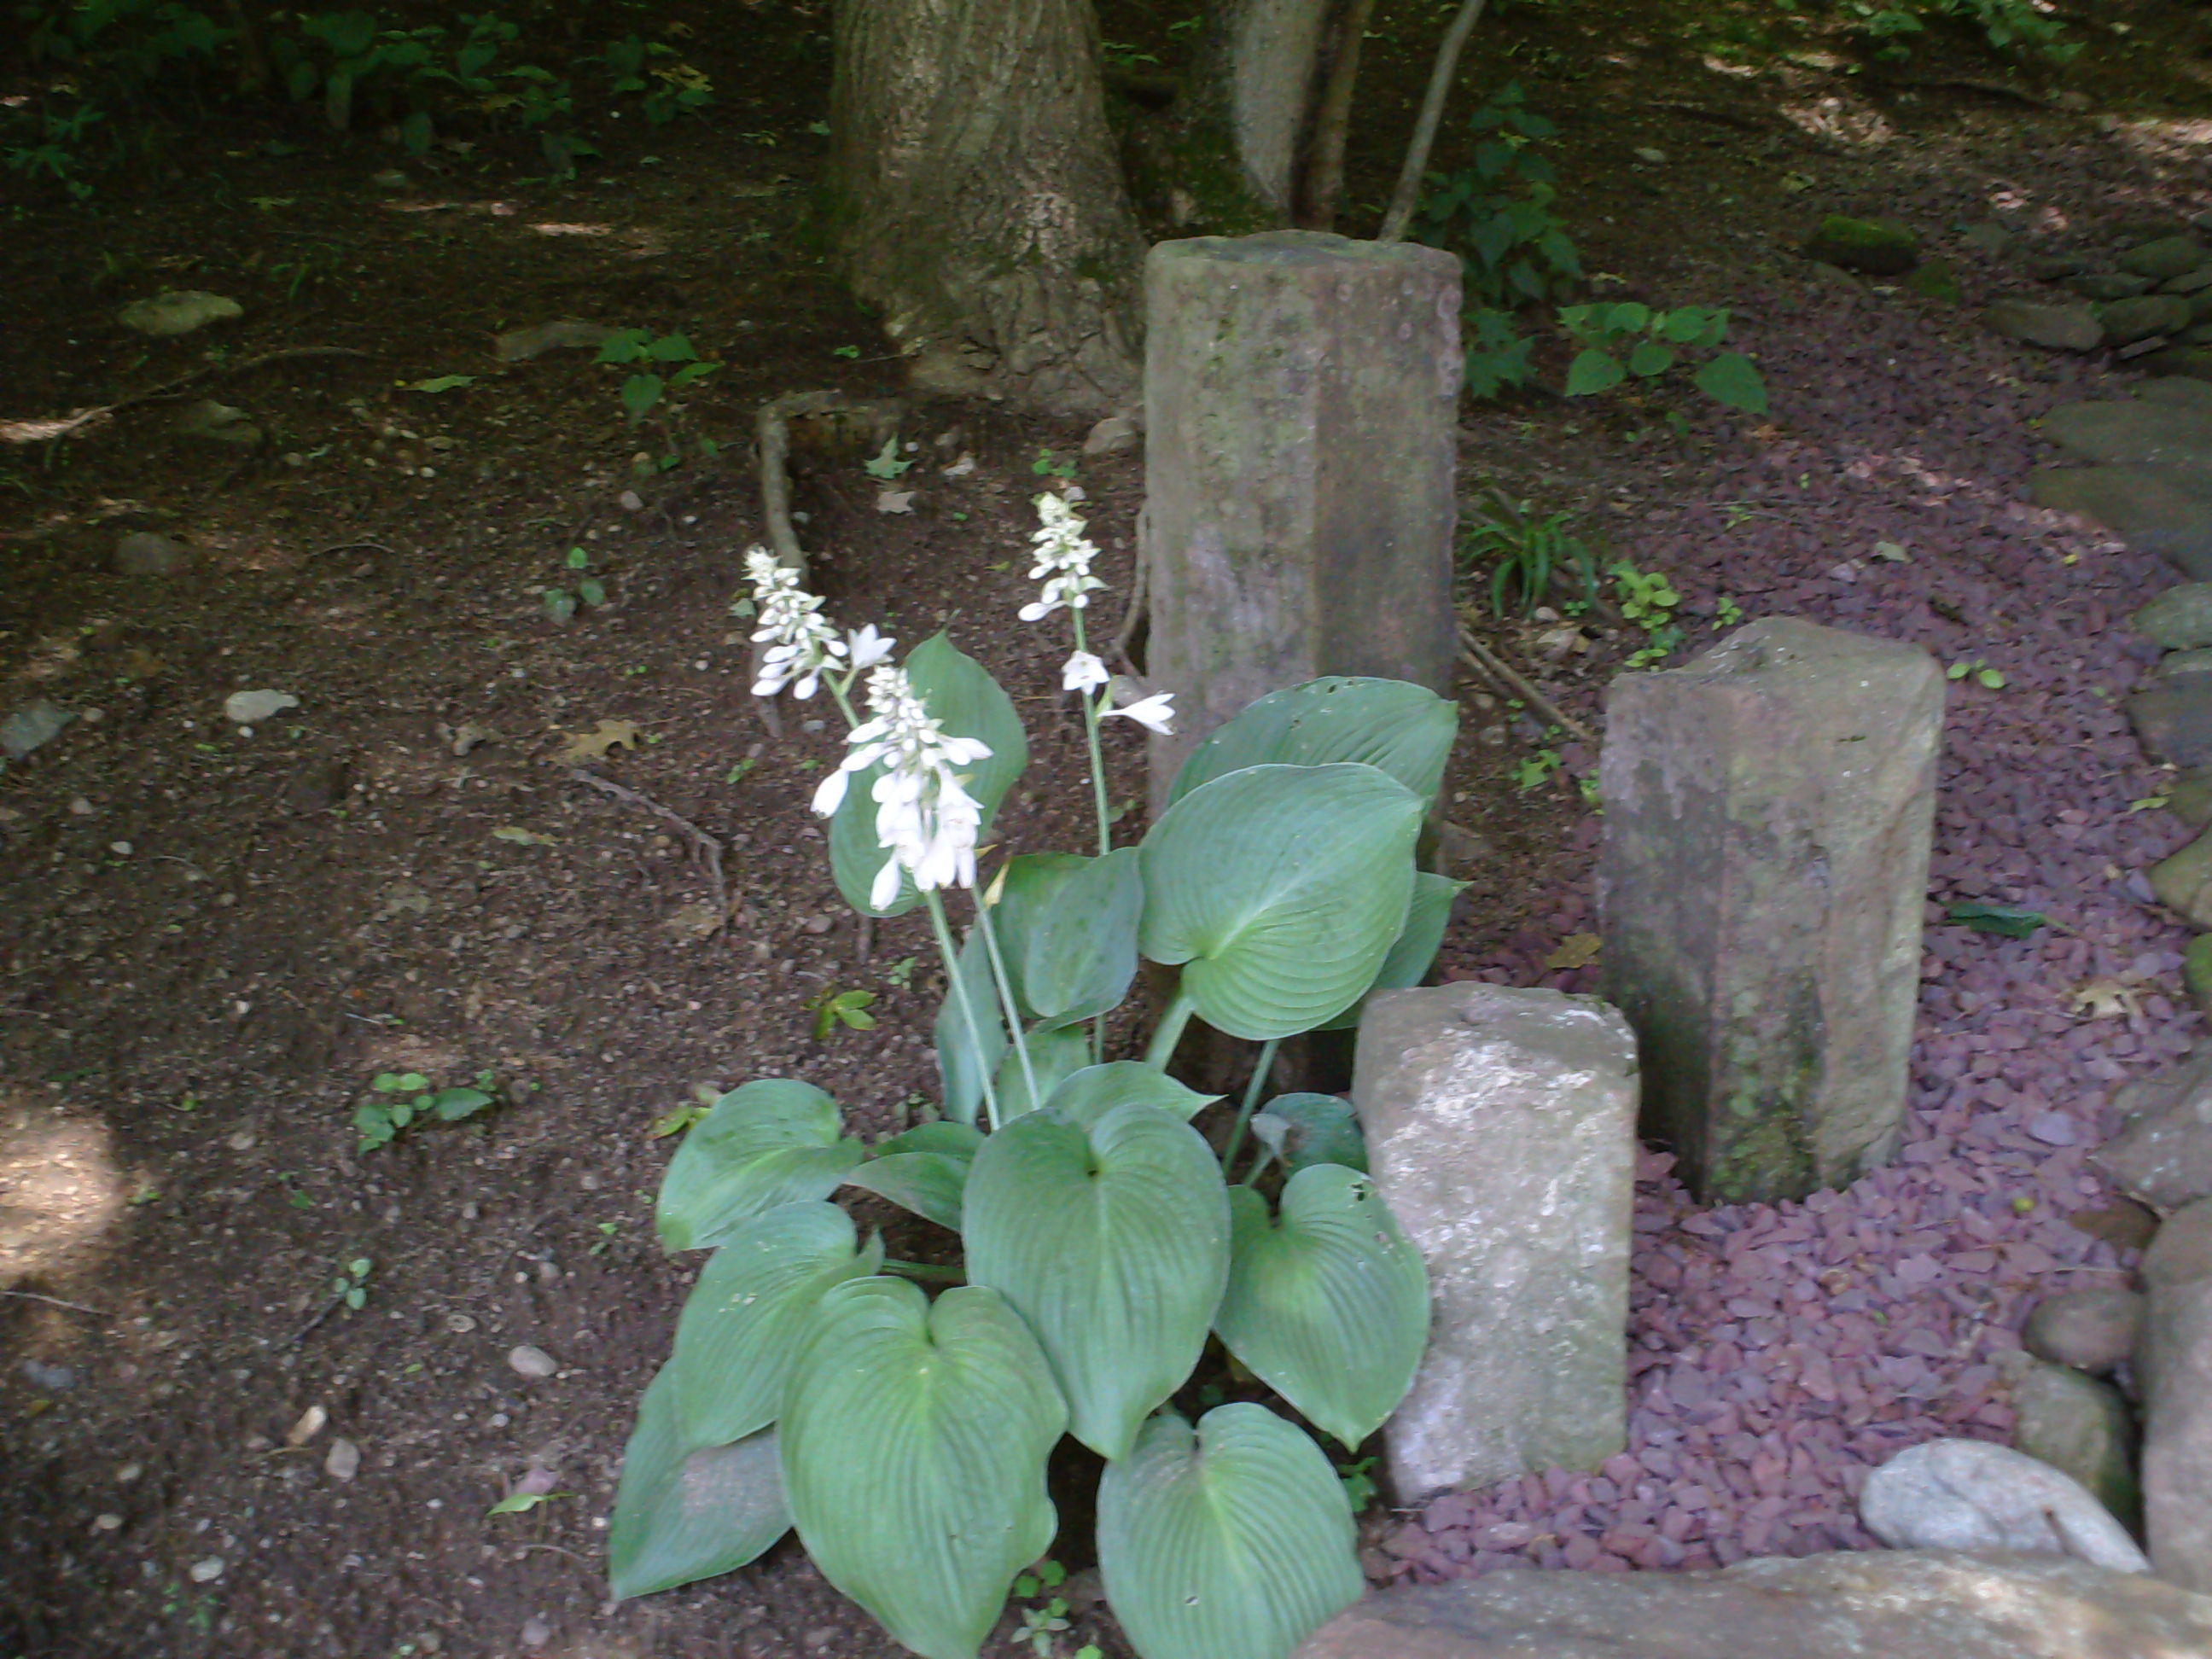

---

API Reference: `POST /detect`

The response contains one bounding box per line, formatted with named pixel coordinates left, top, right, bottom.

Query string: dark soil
left=5, top=1, right=2212, bottom=1655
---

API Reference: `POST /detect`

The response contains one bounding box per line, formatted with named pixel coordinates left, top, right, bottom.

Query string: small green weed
left=355, top=1068, right=497, bottom=1152
left=598, top=329, right=719, bottom=429
left=808, top=987, right=877, bottom=1041
left=1514, top=748, right=1561, bottom=791
left=884, top=955, right=918, bottom=990
left=1947, top=659, right=2008, bottom=690
left=1612, top=561, right=1683, bottom=667
left=1337, top=1455, right=1381, bottom=1512
left=1714, top=594, right=1744, bottom=628
left=544, top=545, right=607, bottom=623
left=331, top=1254, right=372, bottom=1311
left=1462, top=486, right=1597, bottom=615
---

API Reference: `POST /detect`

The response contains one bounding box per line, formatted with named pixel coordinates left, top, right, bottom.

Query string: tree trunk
left=830, top=0, right=1144, bottom=416
left=1125, top=0, right=1331, bottom=237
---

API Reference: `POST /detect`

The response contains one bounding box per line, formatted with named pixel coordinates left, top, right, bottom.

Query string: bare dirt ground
left=6, top=1, right=2212, bottom=1654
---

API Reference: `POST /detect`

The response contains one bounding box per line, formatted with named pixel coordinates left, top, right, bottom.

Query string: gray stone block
left=2141, top=1199, right=2212, bottom=1592
left=2030, top=466, right=2212, bottom=580
left=2025, top=1286, right=2147, bottom=1373
left=1984, top=299, right=2102, bottom=352
left=1294, top=1551, right=2212, bottom=1659
left=2122, top=237, right=2209, bottom=281
left=1859, top=1438, right=2146, bottom=1571
left=1597, top=619, right=1943, bottom=1205
left=1140, top=232, right=1460, bottom=807
left=2041, top=402, right=2212, bottom=468
left=1351, top=981, right=1637, bottom=1502
left=2101, top=295, right=2195, bottom=346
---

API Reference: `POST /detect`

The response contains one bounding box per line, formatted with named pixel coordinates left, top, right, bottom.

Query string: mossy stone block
left=1804, top=215, right=1918, bottom=276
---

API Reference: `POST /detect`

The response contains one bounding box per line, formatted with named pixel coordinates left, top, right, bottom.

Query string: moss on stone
left=1804, top=215, right=1919, bottom=276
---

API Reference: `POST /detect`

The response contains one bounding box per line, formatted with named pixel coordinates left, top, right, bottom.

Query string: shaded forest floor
left=6, top=0, right=2212, bottom=1654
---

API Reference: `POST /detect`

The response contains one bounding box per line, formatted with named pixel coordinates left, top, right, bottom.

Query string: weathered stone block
left=1293, top=1551, right=2212, bottom=1659
left=1859, top=1438, right=2147, bottom=1572
left=1141, top=231, right=1460, bottom=806
left=2025, top=1285, right=2147, bottom=1373
left=2122, top=236, right=2209, bottom=281
left=2127, top=683, right=2212, bottom=768
left=1803, top=215, right=1918, bottom=275
left=2141, top=1198, right=2212, bottom=1592
left=1597, top=618, right=1943, bottom=1204
left=1351, top=982, right=1637, bottom=1502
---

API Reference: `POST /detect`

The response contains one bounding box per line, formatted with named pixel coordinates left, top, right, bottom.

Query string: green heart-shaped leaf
left=672, top=1202, right=882, bottom=1445
left=656, top=1080, right=862, bottom=1251
left=1249, top=1093, right=1366, bottom=1176
left=993, top=1023, right=1091, bottom=1122
left=829, top=633, right=1028, bottom=918
left=781, top=1278, right=1065, bottom=1659
left=841, top=1151, right=970, bottom=1231
left=1165, top=678, right=1458, bottom=811
left=608, top=1365, right=789, bottom=1600
left=1318, top=872, right=1462, bottom=1030
left=963, top=1103, right=1230, bottom=1460
left=1140, top=764, right=1422, bottom=1040
left=1215, top=1167, right=1429, bottom=1449
left=1043, top=1062, right=1220, bottom=1125
left=995, top=848, right=1144, bottom=1030
left=1097, top=1406, right=1363, bottom=1659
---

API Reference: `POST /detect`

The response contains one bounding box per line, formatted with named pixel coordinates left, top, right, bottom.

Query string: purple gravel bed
left=1410, top=230, right=2206, bottom=1580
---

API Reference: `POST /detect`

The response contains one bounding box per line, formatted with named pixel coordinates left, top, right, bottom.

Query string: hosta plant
left=609, top=496, right=1456, bottom=1659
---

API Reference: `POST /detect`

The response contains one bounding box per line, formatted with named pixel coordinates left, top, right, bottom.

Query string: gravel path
left=1412, top=229, right=2202, bottom=1578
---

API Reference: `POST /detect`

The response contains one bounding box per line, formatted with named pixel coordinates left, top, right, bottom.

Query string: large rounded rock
left=1804, top=215, right=1918, bottom=276
left=2096, top=1051, right=2212, bottom=1211
left=2142, top=1199, right=2212, bottom=1592
left=2134, top=585, right=2212, bottom=649
left=2101, top=295, right=2195, bottom=346
left=1858, top=1438, right=2148, bottom=1572
left=113, top=532, right=192, bottom=576
left=1293, top=1550, right=2212, bottom=1659
left=2122, top=236, right=2210, bottom=282
left=2005, top=1353, right=2141, bottom=1528
left=2026, top=1286, right=2147, bottom=1372
left=2148, top=830, right=2212, bottom=928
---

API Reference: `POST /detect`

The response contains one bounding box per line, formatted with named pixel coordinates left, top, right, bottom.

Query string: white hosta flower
left=810, top=665, right=992, bottom=907
left=1021, top=493, right=1107, bottom=621
left=846, top=624, right=896, bottom=670
left=1062, top=650, right=1109, bottom=694
left=1103, top=690, right=1176, bottom=736
left=743, top=545, right=844, bottom=698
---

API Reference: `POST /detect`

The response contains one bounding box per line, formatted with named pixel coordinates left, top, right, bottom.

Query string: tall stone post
left=1141, top=231, right=1460, bottom=807
left=1598, top=617, right=1944, bottom=1207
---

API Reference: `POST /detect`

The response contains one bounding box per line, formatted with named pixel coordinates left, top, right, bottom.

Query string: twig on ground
left=0, top=1289, right=105, bottom=1317
left=311, top=539, right=399, bottom=561
left=0, top=346, right=375, bottom=445
left=292, top=1295, right=345, bottom=1343
left=1458, top=626, right=1595, bottom=744
left=567, top=768, right=725, bottom=905
left=1378, top=0, right=1491, bottom=243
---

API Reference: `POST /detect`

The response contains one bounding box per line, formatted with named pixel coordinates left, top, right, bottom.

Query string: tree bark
left=830, top=0, right=1144, bottom=416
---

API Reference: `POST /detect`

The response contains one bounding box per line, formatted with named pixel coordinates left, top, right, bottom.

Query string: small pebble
left=92, top=1513, right=121, bottom=1532
left=445, top=1313, right=478, bottom=1334
left=21, top=1359, right=75, bottom=1392
left=226, top=1130, right=256, bottom=1151
left=508, top=1345, right=558, bottom=1379
left=324, top=1438, right=360, bottom=1481
left=520, top=1615, right=552, bottom=1649
left=189, top=1557, right=224, bottom=1583
left=286, top=1405, right=327, bottom=1446
left=109, top=841, right=132, bottom=856
left=115, top=1464, right=141, bottom=1485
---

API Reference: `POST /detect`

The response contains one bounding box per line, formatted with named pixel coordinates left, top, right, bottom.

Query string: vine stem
left=1144, top=987, right=1197, bottom=1072
left=925, top=890, right=1000, bottom=1132
left=972, top=888, right=1038, bottom=1115
left=1220, top=1038, right=1280, bottom=1173
left=1377, top=0, right=1492, bottom=244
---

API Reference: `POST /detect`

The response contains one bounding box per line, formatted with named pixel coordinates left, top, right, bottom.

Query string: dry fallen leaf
left=492, top=826, right=556, bottom=847
left=2069, top=977, right=2142, bottom=1021
left=876, top=488, right=916, bottom=515
left=661, top=899, right=726, bottom=940
left=558, top=718, right=642, bottom=762
left=1545, top=932, right=1602, bottom=971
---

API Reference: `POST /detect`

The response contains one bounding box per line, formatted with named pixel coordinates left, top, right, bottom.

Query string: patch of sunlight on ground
left=0, top=1091, right=126, bottom=1287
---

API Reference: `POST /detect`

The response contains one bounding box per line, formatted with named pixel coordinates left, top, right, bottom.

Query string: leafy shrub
left=611, top=514, right=1459, bottom=1659
left=1413, top=82, right=1580, bottom=402
left=1558, top=301, right=1768, bottom=416
left=1844, top=0, right=2076, bottom=61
